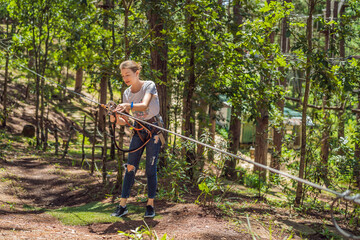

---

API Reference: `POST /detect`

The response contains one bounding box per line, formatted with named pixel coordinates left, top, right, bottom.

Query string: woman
left=110, top=60, right=163, bottom=218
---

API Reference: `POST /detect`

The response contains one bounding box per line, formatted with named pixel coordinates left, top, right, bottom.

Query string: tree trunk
left=40, top=19, right=51, bottom=150
left=355, top=91, right=360, bottom=189
left=102, top=115, right=108, bottom=184
left=32, top=9, right=41, bottom=148
left=99, top=75, right=108, bottom=132
left=324, top=0, right=331, bottom=51
left=182, top=0, right=196, bottom=179
left=146, top=1, right=169, bottom=168
left=338, top=4, right=346, bottom=142
left=35, top=73, right=40, bottom=148
left=2, top=18, right=15, bottom=128
left=123, top=0, right=131, bottom=59
left=115, top=0, right=133, bottom=190
left=254, top=104, right=268, bottom=180
left=320, top=95, right=330, bottom=186
left=99, top=0, right=110, bottom=132
left=208, top=105, right=216, bottom=162
left=339, top=3, right=346, bottom=59
left=2, top=51, right=9, bottom=128
left=224, top=106, right=241, bottom=180
left=25, top=49, right=35, bottom=101
left=319, top=0, right=332, bottom=186
left=233, top=0, right=242, bottom=32
left=222, top=0, right=243, bottom=180
left=253, top=0, right=274, bottom=180
left=74, top=67, right=83, bottom=94
left=271, top=0, right=290, bottom=174
left=197, top=99, right=208, bottom=172
left=295, top=0, right=315, bottom=206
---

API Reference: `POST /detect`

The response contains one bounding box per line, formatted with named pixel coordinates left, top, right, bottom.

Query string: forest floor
left=2, top=140, right=353, bottom=240
left=0, top=80, right=359, bottom=240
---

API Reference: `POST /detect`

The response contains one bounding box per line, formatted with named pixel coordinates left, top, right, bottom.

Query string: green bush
left=157, top=147, right=190, bottom=202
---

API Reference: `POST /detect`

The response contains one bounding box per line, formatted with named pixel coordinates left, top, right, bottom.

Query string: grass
left=47, top=201, right=156, bottom=226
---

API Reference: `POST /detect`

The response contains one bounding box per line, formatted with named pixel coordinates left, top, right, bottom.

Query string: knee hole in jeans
left=124, top=164, right=136, bottom=173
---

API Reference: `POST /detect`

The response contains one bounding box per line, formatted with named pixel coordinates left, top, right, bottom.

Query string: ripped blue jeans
left=121, top=122, right=162, bottom=199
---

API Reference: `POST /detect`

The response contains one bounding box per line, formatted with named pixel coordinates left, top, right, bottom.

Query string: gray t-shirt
left=123, top=80, right=160, bottom=120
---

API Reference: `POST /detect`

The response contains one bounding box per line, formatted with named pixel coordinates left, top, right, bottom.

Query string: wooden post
left=91, top=112, right=97, bottom=175
left=81, top=115, right=87, bottom=166
left=43, top=125, right=48, bottom=151
left=54, top=125, right=58, bottom=155
left=62, top=125, right=75, bottom=160
left=109, top=118, right=115, bottom=160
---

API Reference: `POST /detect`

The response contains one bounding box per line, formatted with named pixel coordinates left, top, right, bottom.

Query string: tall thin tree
left=223, top=0, right=243, bottom=180
left=182, top=0, right=197, bottom=179
left=146, top=0, right=169, bottom=168
left=295, top=0, right=316, bottom=206
left=271, top=0, right=291, bottom=175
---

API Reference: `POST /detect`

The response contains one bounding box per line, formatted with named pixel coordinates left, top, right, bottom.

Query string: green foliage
left=0, top=130, right=14, bottom=158
left=196, top=176, right=217, bottom=206
left=196, top=173, right=231, bottom=206
left=243, top=172, right=269, bottom=193
left=157, top=147, right=191, bottom=202
left=215, top=125, right=228, bottom=139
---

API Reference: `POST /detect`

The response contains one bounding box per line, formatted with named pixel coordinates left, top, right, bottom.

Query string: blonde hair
left=120, top=60, right=142, bottom=73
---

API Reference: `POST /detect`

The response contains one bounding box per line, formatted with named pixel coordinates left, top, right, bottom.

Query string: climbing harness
left=105, top=100, right=154, bottom=153
left=0, top=41, right=359, bottom=239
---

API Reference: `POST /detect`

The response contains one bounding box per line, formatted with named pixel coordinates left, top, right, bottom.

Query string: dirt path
left=0, top=143, right=251, bottom=240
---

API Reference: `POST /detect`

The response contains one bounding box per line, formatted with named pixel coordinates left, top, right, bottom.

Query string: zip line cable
left=0, top=42, right=359, bottom=239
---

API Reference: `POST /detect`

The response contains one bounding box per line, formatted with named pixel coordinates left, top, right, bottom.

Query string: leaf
left=198, top=181, right=209, bottom=193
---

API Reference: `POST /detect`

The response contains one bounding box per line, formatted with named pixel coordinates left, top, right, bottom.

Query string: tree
left=9, top=0, right=66, bottom=148
left=295, top=0, right=316, bottom=206
left=182, top=0, right=197, bottom=179
left=356, top=89, right=360, bottom=189
left=98, top=0, right=112, bottom=132
left=145, top=0, right=169, bottom=168
left=223, top=0, right=243, bottom=180
left=271, top=0, right=291, bottom=175
left=0, top=2, right=15, bottom=128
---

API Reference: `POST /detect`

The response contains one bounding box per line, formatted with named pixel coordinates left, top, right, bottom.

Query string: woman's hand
left=115, top=103, right=130, bottom=113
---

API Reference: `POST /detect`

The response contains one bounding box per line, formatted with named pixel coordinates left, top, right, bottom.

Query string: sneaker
left=144, top=205, right=155, bottom=218
left=111, top=205, right=128, bottom=217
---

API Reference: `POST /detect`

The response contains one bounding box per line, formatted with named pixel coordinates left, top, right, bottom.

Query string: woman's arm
left=115, top=92, right=153, bottom=112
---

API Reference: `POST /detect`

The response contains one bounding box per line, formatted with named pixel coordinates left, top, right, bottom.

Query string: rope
left=110, top=113, right=152, bottom=153
left=0, top=41, right=359, bottom=238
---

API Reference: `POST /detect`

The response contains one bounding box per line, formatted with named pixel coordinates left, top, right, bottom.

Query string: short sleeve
left=144, top=81, right=157, bottom=95
left=123, top=89, right=129, bottom=103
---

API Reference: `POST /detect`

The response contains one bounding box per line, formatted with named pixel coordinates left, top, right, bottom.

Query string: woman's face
left=121, top=68, right=139, bottom=86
